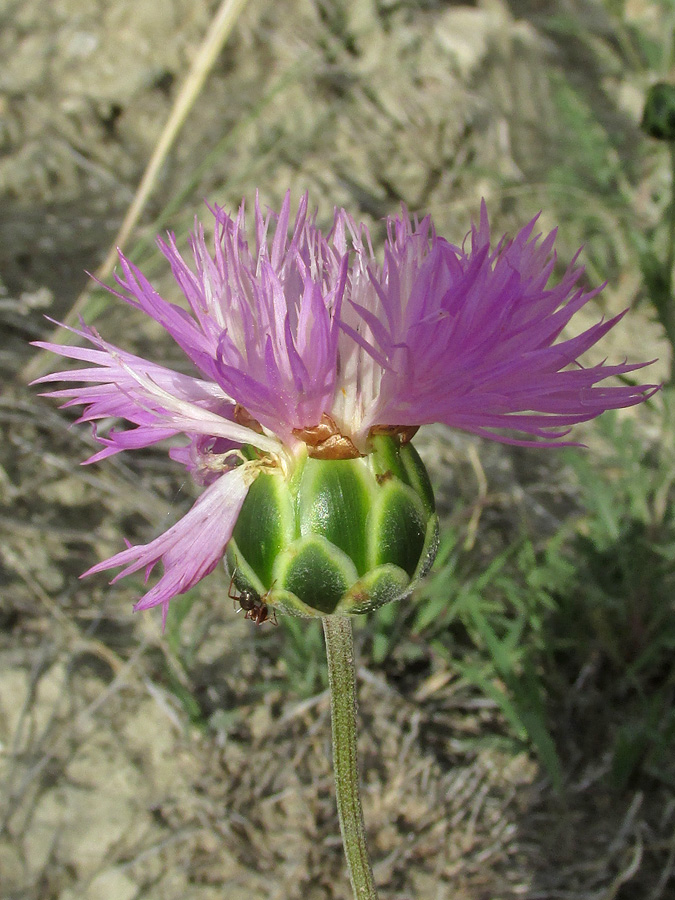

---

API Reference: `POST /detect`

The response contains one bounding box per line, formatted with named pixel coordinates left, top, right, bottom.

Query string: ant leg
left=227, top=567, right=239, bottom=601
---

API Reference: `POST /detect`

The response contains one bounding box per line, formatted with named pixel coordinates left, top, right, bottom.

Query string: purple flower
left=33, top=192, right=656, bottom=621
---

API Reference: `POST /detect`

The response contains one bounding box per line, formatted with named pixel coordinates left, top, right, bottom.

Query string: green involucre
left=226, top=435, right=438, bottom=617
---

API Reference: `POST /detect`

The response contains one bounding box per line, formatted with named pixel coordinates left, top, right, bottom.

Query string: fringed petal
left=84, top=465, right=253, bottom=627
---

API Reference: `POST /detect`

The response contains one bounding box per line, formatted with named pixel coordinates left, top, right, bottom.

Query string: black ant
left=228, top=569, right=278, bottom=626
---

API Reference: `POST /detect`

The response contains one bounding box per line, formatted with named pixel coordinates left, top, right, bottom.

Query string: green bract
left=226, top=435, right=439, bottom=617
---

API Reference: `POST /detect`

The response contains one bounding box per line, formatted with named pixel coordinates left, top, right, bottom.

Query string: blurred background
left=1, top=1, right=674, bottom=898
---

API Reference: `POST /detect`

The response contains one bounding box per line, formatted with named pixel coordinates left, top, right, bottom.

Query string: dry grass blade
left=22, top=0, right=250, bottom=384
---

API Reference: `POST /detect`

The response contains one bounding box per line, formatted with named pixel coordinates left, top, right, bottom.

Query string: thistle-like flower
left=34, top=193, right=656, bottom=623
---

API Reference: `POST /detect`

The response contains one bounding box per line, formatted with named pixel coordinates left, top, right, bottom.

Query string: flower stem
left=322, top=616, right=379, bottom=900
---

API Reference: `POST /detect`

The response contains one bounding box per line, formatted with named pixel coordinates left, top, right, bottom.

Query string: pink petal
left=84, top=465, right=253, bottom=626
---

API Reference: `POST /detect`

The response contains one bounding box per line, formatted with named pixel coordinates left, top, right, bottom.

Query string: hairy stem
left=322, top=616, right=379, bottom=900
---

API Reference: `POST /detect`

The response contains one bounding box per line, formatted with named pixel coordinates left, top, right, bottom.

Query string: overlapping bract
left=34, top=192, right=656, bottom=618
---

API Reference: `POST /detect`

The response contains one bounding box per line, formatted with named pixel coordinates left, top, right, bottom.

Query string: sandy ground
left=1, top=1, right=673, bottom=898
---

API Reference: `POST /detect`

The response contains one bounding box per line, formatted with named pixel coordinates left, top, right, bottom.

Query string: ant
left=228, top=569, right=278, bottom=626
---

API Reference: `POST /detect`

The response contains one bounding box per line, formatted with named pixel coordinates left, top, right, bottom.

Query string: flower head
left=33, top=192, right=656, bottom=622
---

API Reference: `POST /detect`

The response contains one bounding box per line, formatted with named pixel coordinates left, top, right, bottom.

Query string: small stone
left=86, top=866, right=139, bottom=900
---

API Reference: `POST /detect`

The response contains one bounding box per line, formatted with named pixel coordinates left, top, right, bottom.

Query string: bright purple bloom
left=33, top=192, right=656, bottom=621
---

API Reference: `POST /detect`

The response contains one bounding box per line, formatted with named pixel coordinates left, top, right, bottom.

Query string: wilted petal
left=32, top=324, right=280, bottom=456
left=84, top=464, right=253, bottom=625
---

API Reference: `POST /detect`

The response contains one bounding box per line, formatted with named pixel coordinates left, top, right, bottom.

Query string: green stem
left=322, top=616, right=379, bottom=900
left=666, top=142, right=675, bottom=385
